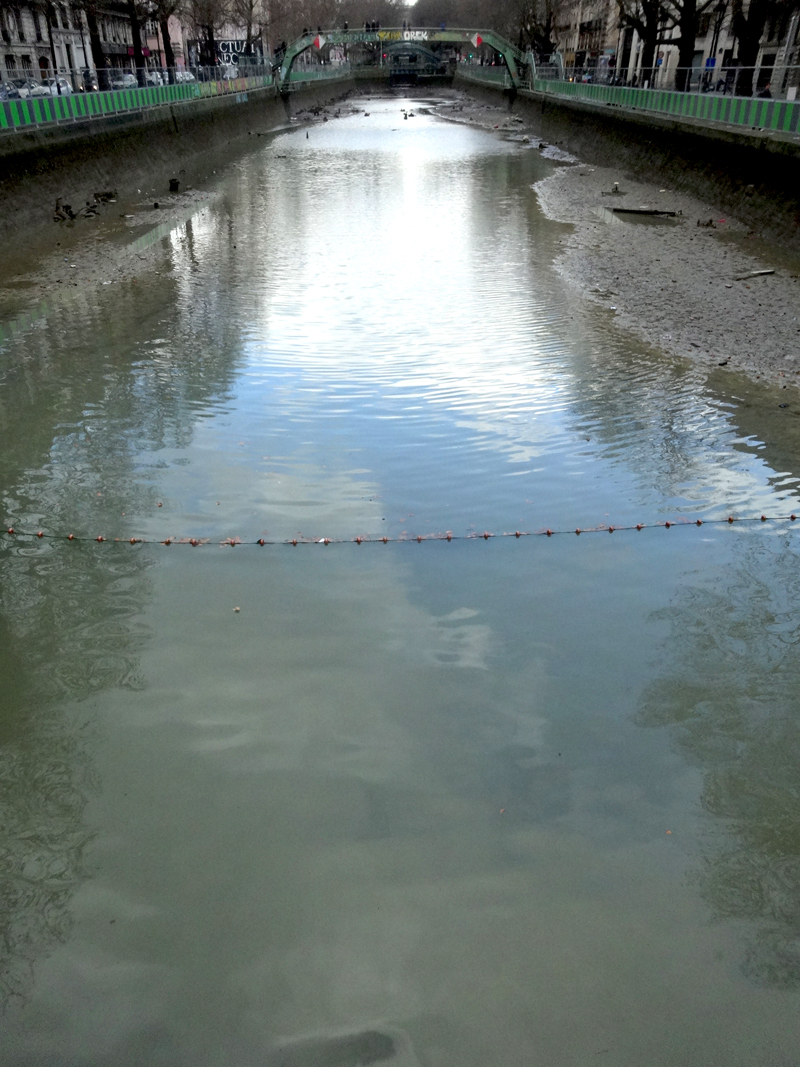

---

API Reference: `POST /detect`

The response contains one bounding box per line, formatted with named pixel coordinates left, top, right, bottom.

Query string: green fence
left=0, top=74, right=274, bottom=133
left=458, top=66, right=513, bottom=89
left=531, top=77, right=800, bottom=135
left=285, top=65, right=352, bottom=89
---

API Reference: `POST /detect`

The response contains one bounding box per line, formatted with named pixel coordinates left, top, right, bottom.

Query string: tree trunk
left=159, top=13, right=175, bottom=81
left=127, top=0, right=146, bottom=86
left=83, top=2, right=109, bottom=88
left=640, top=28, right=658, bottom=75
left=674, top=0, right=700, bottom=90
left=732, top=0, right=770, bottom=94
left=200, top=23, right=216, bottom=69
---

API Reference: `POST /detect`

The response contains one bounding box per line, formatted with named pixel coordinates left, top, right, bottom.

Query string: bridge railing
left=457, top=63, right=514, bottom=89
left=284, top=63, right=352, bottom=90
left=278, top=27, right=528, bottom=88
left=0, top=67, right=274, bottom=134
left=529, top=69, right=800, bottom=136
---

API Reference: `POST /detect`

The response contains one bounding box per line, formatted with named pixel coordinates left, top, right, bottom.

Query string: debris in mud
left=697, top=218, right=716, bottom=227
left=601, top=182, right=626, bottom=196
left=735, top=269, right=775, bottom=280
left=614, top=208, right=680, bottom=217
left=169, top=178, right=180, bottom=193
left=534, top=158, right=800, bottom=388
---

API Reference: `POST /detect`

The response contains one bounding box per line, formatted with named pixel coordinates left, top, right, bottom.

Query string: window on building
left=59, top=6, right=70, bottom=29
left=5, top=54, right=15, bottom=72
left=32, top=8, right=42, bottom=41
left=14, top=8, right=26, bottom=42
left=0, top=11, right=10, bottom=44
left=20, top=53, right=32, bottom=70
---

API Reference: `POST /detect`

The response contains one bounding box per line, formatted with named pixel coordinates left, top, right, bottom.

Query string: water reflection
left=0, top=266, right=248, bottom=1007
left=637, top=532, right=800, bottom=987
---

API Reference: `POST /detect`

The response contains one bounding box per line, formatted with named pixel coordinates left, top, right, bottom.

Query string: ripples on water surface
left=1, top=98, right=800, bottom=1066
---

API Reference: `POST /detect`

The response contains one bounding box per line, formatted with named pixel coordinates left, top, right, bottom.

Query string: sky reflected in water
left=1, top=97, right=799, bottom=1066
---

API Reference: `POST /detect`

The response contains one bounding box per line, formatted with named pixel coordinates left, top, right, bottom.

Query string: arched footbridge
left=278, top=28, right=532, bottom=91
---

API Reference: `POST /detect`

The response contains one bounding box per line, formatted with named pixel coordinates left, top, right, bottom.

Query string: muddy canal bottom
left=1, top=98, right=799, bottom=1066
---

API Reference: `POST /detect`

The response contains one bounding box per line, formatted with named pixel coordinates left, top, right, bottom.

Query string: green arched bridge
left=279, top=28, right=530, bottom=91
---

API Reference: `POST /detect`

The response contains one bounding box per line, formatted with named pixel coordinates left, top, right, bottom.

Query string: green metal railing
left=530, top=77, right=800, bottom=136
left=285, top=65, right=352, bottom=88
left=458, top=66, right=513, bottom=89
left=278, top=28, right=527, bottom=90
left=0, top=74, right=274, bottom=134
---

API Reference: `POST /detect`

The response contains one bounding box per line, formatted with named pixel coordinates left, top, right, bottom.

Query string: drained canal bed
left=1, top=97, right=800, bottom=1065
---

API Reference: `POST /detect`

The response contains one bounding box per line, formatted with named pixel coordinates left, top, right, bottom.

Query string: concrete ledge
left=523, top=86, right=800, bottom=159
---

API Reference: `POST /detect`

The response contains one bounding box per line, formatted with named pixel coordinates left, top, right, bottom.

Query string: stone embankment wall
left=0, top=80, right=355, bottom=241
left=457, top=75, right=800, bottom=246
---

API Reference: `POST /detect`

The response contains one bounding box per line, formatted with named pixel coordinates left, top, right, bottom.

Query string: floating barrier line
left=1, top=514, right=798, bottom=547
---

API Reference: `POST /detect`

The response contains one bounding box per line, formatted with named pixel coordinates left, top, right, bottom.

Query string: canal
left=1, top=97, right=799, bottom=1065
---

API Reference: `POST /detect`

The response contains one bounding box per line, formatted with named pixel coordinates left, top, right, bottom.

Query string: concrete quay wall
left=0, top=79, right=355, bottom=242
left=457, top=74, right=800, bottom=246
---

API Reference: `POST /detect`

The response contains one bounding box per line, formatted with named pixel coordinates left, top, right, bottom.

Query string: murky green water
left=2, top=97, right=800, bottom=1065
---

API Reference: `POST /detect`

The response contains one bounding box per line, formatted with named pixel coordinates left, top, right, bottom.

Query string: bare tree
left=186, top=0, right=229, bottom=66
left=230, top=0, right=264, bottom=57
left=79, top=0, right=112, bottom=85
left=617, top=0, right=669, bottom=76
left=666, top=0, right=716, bottom=88
left=152, top=0, right=182, bottom=78
left=511, top=0, right=559, bottom=52
left=731, top=0, right=793, bottom=94
left=126, top=0, right=150, bottom=84
left=409, top=0, right=561, bottom=49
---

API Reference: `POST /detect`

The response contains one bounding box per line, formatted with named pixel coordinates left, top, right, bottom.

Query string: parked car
left=44, top=77, right=74, bottom=95
left=145, top=69, right=164, bottom=86
left=28, top=80, right=53, bottom=96
left=8, top=77, right=37, bottom=98
left=175, top=69, right=195, bottom=82
left=0, top=81, right=22, bottom=100
left=109, top=71, right=137, bottom=89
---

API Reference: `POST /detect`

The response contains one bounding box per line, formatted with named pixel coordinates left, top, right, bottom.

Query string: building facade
left=553, top=0, right=800, bottom=96
left=1, top=2, right=92, bottom=78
